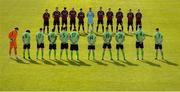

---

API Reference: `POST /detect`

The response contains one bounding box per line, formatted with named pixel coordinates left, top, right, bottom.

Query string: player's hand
left=10, top=39, right=13, bottom=42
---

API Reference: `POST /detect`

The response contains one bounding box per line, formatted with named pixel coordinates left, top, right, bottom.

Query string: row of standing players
left=8, top=25, right=164, bottom=61
left=42, top=7, right=142, bottom=33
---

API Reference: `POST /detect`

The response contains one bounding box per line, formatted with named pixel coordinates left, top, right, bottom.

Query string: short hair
left=64, top=7, right=66, bottom=9
left=139, top=25, right=142, bottom=28
left=26, top=30, right=30, bottom=33
left=106, top=27, right=108, bottom=30
left=52, top=28, right=55, bottom=32
left=119, top=8, right=121, bottom=10
left=40, top=28, right=43, bottom=31
left=64, top=27, right=67, bottom=31
left=80, top=8, right=82, bottom=10
left=73, top=28, right=76, bottom=31
left=14, top=27, right=19, bottom=30
left=156, top=28, right=159, bottom=31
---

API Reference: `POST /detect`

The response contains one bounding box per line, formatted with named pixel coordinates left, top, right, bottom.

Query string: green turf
left=0, top=0, right=180, bottom=91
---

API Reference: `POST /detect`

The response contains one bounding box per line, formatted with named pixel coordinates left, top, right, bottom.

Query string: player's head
left=26, top=29, right=30, bottom=33
left=73, top=28, right=76, bottom=31
left=129, top=9, right=132, bottom=12
left=118, top=29, right=122, bottom=32
left=108, top=8, right=111, bottom=11
left=72, top=7, right=74, bottom=10
left=64, top=7, right=66, bottom=10
left=138, top=9, right=140, bottom=12
left=40, top=28, right=43, bottom=32
left=80, top=8, right=82, bottom=12
left=64, top=27, right=67, bottom=31
left=100, top=7, right=102, bottom=10
left=106, top=27, right=108, bottom=32
left=45, top=9, right=48, bottom=12
left=56, top=7, right=58, bottom=11
left=52, top=28, right=55, bottom=32
left=139, top=25, right=142, bottom=29
left=89, top=7, right=92, bottom=11
left=90, top=29, right=94, bottom=33
left=156, top=28, right=159, bottom=32
left=118, top=8, right=121, bottom=11
left=14, top=27, right=19, bottom=31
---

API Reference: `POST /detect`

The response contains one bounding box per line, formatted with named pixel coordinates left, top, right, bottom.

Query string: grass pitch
left=0, top=0, right=180, bottom=91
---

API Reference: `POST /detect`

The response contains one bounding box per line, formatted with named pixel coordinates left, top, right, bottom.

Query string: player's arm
left=36, top=34, right=38, bottom=43
left=161, top=34, right=163, bottom=43
left=69, top=12, right=71, bottom=18
left=22, top=35, right=25, bottom=44
left=115, top=34, right=118, bottom=42
left=94, top=35, right=96, bottom=43
left=86, top=12, right=88, bottom=17
left=8, top=32, right=13, bottom=41
left=43, top=13, right=45, bottom=19
left=48, top=13, right=50, bottom=19
left=116, top=13, right=118, bottom=18
left=132, top=13, right=134, bottom=19
left=52, top=12, right=55, bottom=18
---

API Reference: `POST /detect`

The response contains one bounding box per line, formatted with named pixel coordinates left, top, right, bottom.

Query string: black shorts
left=136, top=21, right=142, bottom=26
left=155, top=44, right=162, bottom=49
left=53, top=20, right=60, bottom=25
left=23, top=44, right=30, bottom=49
left=70, top=44, right=79, bottom=51
left=98, top=19, right=104, bottom=24
left=44, top=21, right=49, bottom=26
left=116, top=44, right=124, bottom=49
left=62, top=19, right=67, bottom=25
left=103, top=43, right=112, bottom=49
left=61, top=43, right=68, bottom=49
left=78, top=20, right=84, bottom=25
left=107, top=20, right=113, bottom=25
left=128, top=21, right=133, bottom=26
left=136, top=42, right=144, bottom=48
left=37, top=43, right=44, bottom=48
left=88, top=45, right=95, bottom=50
left=49, top=44, right=56, bottom=50
left=117, top=20, right=123, bottom=25
left=70, top=19, right=76, bottom=25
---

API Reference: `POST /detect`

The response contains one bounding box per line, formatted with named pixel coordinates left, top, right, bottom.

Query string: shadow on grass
left=10, top=57, right=29, bottom=64
left=94, top=33, right=103, bottom=37
left=51, top=59, right=68, bottom=66
left=158, top=59, right=178, bottom=66
left=145, top=33, right=153, bottom=37
left=91, top=59, right=108, bottom=66
left=76, top=60, right=91, bottom=66
left=79, top=32, right=88, bottom=37
left=141, top=59, right=161, bottom=67
left=64, top=59, right=80, bottom=66
left=104, top=60, right=126, bottom=67
left=122, top=60, right=139, bottom=66
left=41, top=59, right=56, bottom=66
left=24, top=58, right=41, bottom=65
left=125, top=32, right=134, bottom=37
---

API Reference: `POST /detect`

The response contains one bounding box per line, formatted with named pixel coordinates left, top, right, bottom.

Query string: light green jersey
left=115, top=31, right=125, bottom=44
left=36, top=31, right=44, bottom=44
left=154, top=31, right=163, bottom=44
left=87, top=32, right=96, bottom=45
left=136, top=29, right=145, bottom=42
left=103, top=31, right=112, bottom=44
left=22, top=32, right=30, bottom=44
left=60, top=31, right=69, bottom=43
left=70, top=31, right=79, bottom=44
left=48, top=32, right=57, bottom=44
